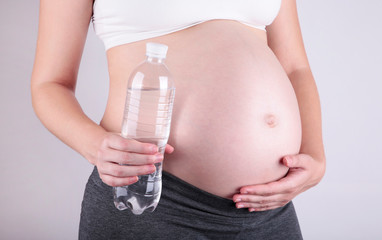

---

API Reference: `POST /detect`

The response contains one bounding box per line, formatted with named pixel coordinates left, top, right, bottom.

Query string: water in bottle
left=113, top=42, right=176, bottom=215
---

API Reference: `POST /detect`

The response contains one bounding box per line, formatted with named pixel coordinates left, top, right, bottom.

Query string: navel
left=264, top=113, right=277, bottom=128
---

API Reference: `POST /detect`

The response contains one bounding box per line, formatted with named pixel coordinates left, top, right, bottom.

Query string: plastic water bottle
left=113, top=42, right=175, bottom=215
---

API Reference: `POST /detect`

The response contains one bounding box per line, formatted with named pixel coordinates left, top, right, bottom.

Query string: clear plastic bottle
left=113, top=42, right=175, bottom=215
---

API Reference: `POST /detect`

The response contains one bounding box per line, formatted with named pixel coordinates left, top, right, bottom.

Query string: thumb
left=282, top=155, right=302, bottom=168
left=165, top=144, right=175, bottom=154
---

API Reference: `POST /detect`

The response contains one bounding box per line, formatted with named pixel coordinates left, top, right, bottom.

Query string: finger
left=98, top=148, right=163, bottom=165
left=233, top=194, right=288, bottom=206
left=240, top=177, right=296, bottom=196
left=104, top=135, right=158, bottom=154
left=165, top=144, right=175, bottom=154
left=98, top=161, right=156, bottom=178
left=282, top=154, right=310, bottom=169
left=236, top=201, right=282, bottom=211
left=100, top=174, right=139, bottom=187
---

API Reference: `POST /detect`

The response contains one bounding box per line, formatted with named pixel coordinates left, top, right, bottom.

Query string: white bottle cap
left=146, top=42, right=168, bottom=59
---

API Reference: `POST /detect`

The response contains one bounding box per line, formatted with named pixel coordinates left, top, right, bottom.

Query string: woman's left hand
left=232, top=153, right=325, bottom=212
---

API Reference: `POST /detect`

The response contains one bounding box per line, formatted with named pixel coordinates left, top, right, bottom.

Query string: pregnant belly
left=164, top=72, right=302, bottom=199
left=102, top=20, right=302, bottom=199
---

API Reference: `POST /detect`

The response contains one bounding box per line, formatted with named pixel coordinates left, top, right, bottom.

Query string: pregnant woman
left=31, top=0, right=326, bottom=239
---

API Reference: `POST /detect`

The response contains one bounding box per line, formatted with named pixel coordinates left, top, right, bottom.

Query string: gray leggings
left=79, top=166, right=303, bottom=240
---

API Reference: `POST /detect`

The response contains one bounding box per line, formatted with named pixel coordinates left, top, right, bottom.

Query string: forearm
left=31, top=82, right=107, bottom=165
left=289, top=68, right=326, bottom=176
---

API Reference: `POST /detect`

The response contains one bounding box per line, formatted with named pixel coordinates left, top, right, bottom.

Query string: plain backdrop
left=1, top=0, right=381, bottom=239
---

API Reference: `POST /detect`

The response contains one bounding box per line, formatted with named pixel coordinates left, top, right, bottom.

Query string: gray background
left=1, top=0, right=381, bottom=239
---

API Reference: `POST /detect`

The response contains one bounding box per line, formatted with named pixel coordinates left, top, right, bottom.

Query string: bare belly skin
left=99, top=19, right=302, bottom=199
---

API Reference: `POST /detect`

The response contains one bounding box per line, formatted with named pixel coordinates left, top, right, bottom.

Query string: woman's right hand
left=95, top=132, right=166, bottom=187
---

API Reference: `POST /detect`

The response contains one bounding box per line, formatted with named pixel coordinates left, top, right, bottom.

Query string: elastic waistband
left=89, top=166, right=283, bottom=220
left=162, top=171, right=266, bottom=219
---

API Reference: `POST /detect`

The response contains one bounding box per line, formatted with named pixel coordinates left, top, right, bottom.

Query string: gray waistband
left=89, top=166, right=293, bottom=222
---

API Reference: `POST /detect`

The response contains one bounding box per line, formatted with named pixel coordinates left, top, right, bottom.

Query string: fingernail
left=131, top=176, right=139, bottom=183
left=155, top=154, right=163, bottom=162
left=151, top=146, right=158, bottom=152
left=235, top=198, right=241, bottom=203
left=241, top=190, right=248, bottom=194
left=249, top=208, right=255, bottom=212
left=237, top=204, right=244, bottom=208
left=148, top=166, right=156, bottom=173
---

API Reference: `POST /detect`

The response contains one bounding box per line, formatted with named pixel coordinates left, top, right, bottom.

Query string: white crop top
left=92, top=0, right=282, bottom=51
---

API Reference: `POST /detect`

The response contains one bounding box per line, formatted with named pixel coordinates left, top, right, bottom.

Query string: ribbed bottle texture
left=113, top=42, right=175, bottom=215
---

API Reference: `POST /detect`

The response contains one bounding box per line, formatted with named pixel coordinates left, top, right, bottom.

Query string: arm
left=31, top=0, right=173, bottom=186
left=31, top=0, right=105, bottom=165
left=233, top=0, right=326, bottom=211
left=267, top=0, right=325, bottom=163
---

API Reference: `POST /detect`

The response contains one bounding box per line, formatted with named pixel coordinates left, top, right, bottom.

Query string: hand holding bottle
left=95, top=132, right=174, bottom=187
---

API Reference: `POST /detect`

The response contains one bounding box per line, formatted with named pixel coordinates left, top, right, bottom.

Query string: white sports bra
left=92, top=0, right=282, bottom=51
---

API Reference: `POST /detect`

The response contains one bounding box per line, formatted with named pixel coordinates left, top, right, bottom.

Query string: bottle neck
left=146, top=56, right=165, bottom=64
